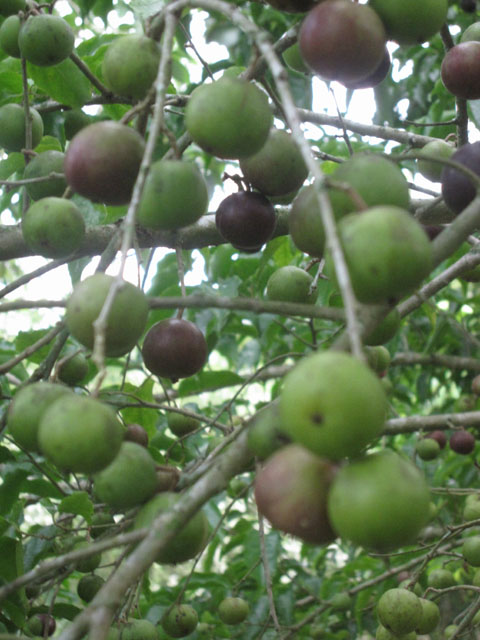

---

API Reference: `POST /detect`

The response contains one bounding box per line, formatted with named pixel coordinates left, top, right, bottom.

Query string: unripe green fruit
left=416, top=598, right=440, bottom=634
left=167, top=410, right=199, bottom=437
left=415, top=438, right=441, bottom=461
left=329, top=593, right=352, bottom=611
left=161, top=605, right=198, bottom=638
left=289, top=184, right=327, bottom=258
left=444, top=625, right=459, bottom=638
left=364, top=309, right=401, bottom=346
left=90, top=511, right=115, bottom=539
left=77, top=574, right=104, bottom=603
left=240, top=129, right=308, bottom=197
left=266, top=266, right=317, bottom=305
left=427, top=568, right=455, bottom=589
left=218, top=597, right=249, bottom=625
left=134, top=492, right=208, bottom=564
left=327, top=450, right=430, bottom=551
left=0, top=15, right=21, bottom=57
left=24, top=150, right=67, bottom=200
left=247, top=404, right=290, bottom=460
left=417, top=140, right=455, bottom=183
left=463, top=535, right=480, bottom=566
left=102, top=35, right=160, bottom=100
left=64, top=109, right=92, bottom=140
left=279, top=351, right=387, bottom=460
left=137, top=160, right=208, bottom=230
left=74, top=540, right=102, bottom=573
left=0, top=103, right=43, bottom=152
left=283, top=42, right=309, bottom=73
left=463, top=495, right=480, bottom=521
left=368, top=0, right=448, bottom=45
left=365, top=346, right=391, bottom=374
left=94, top=442, right=157, bottom=511
left=19, top=14, right=74, bottom=67
left=38, top=394, right=124, bottom=474
left=375, top=626, right=416, bottom=640
left=121, top=619, right=159, bottom=640
left=185, top=77, right=273, bottom=159
left=0, top=0, right=26, bottom=16
left=22, top=197, right=85, bottom=259
left=377, top=588, right=422, bottom=636
left=7, top=382, right=72, bottom=452
left=57, top=351, right=89, bottom=386
left=65, top=273, right=149, bottom=357
left=461, top=22, right=480, bottom=43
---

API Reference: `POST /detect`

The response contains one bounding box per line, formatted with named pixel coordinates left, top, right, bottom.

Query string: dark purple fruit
left=299, top=0, right=386, bottom=84
left=124, top=423, right=149, bottom=447
left=441, top=142, right=480, bottom=215
left=64, top=121, right=145, bottom=206
left=450, top=430, right=476, bottom=454
left=215, top=191, right=276, bottom=251
left=342, top=48, right=391, bottom=89
left=27, top=614, right=56, bottom=637
left=263, top=0, right=316, bottom=13
left=441, top=42, right=480, bottom=100
left=142, top=318, right=208, bottom=380
left=422, top=225, right=443, bottom=241
left=461, top=0, right=477, bottom=12
left=426, top=430, right=447, bottom=449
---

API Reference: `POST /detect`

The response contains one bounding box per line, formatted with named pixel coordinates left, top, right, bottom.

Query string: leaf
left=177, top=370, right=244, bottom=396
left=23, top=525, right=57, bottom=572
left=34, top=135, right=63, bottom=154
left=0, top=153, right=24, bottom=180
left=0, top=470, right=28, bottom=515
left=59, top=491, right=94, bottom=524
left=468, top=99, right=480, bottom=130
left=51, top=603, right=83, bottom=621
left=27, top=59, right=92, bottom=108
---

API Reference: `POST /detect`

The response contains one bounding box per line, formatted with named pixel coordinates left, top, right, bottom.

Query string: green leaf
left=34, top=135, right=63, bottom=154
left=59, top=491, right=94, bottom=524
left=0, top=470, right=28, bottom=515
left=51, top=603, right=83, bottom=621
left=0, top=153, right=24, bottom=180
left=177, top=370, right=244, bottom=396
left=27, top=59, right=92, bottom=108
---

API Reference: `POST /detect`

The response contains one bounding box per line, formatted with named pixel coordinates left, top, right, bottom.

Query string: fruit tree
left=3, top=0, right=480, bottom=639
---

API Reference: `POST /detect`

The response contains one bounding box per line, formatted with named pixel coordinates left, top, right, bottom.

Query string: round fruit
left=441, top=141, right=480, bottom=215
left=7, top=382, right=71, bottom=452
left=416, top=598, right=440, bottom=634
left=329, top=593, right=351, bottom=611
left=326, top=206, right=433, bottom=304
left=161, top=605, right=198, bottom=638
left=167, top=410, right=199, bottom=437
left=215, top=191, right=276, bottom=251
left=22, top=197, right=85, bottom=259
left=38, top=394, right=124, bottom=474
left=24, top=150, right=67, bottom=200
left=26, top=614, right=56, bottom=637
left=427, top=568, right=455, bottom=589
left=417, top=140, right=455, bottom=183
left=239, top=129, right=308, bottom=197
left=90, top=511, right=115, bottom=539
left=64, top=109, right=92, bottom=140
left=77, top=574, right=105, bottom=603
left=375, top=626, right=416, bottom=640
left=416, top=438, right=441, bottom=461
left=142, top=318, right=207, bottom=380
left=289, top=185, right=326, bottom=258
left=57, top=351, right=89, bottom=386
left=134, top=492, right=208, bottom=564
left=64, top=121, right=145, bottom=206
left=463, top=495, right=480, bottom=520
left=0, top=0, right=25, bottom=16
left=327, top=450, right=431, bottom=551
left=0, top=103, right=43, bottom=152
left=364, top=309, right=401, bottom=346
left=365, top=346, right=391, bottom=374
left=283, top=42, right=309, bottom=73
left=94, top=442, right=157, bottom=511
left=461, top=21, right=480, bottom=43
left=0, top=15, right=21, bottom=58
left=425, top=430, right=447, bottom=449
left=19, top=14, right=74, bottom=67
left=254, top=444, right=337, bottom=544
left=247, top=404, right=290, bottom=461
left=185, top=77, right=273, bottom=159
left=137, top=160, right=208, bottom=230
left=266, top=266, right=317, bottom=305
left=441, top=42, right=480, bottom=100
left=343, top=48, right=391, bottom=90
left=121, top=619, right=159, bottom=640
left=463, top=536, right=480, bottom=566
left=155, top=465, right=180, bottom=492
left=74, top=540, right=102, bottom=573
left=102, top=34, right=160, bottom=100
left=444, top=626, right=459, bottom=639
left=368, top=0, right=448, bottom=45
left=299, top=0, right=386, bottom=84
left=65, top=273, right=149, bottom=357
left=279, top=351, right=387, bottom=460
left=124, top=423, right=149, bottom=447
left=218, top=597, right=249, bottom=625
left=450, top=430, right=475, bottom=454
left=377, top=589, right=422, bottom=636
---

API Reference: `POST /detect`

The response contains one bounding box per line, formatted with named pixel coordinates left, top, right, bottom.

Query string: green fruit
left=25, top=616, right=43, bottom=637
left=64, top=109, right=93, bottom=140
left=90, top=511, right=115, bottom=539
left=240, top=129, right=308, bottom=197
left=289, top=185, right=327, bottom=258
left=24, top=150, right=67, bottom=200
left=247, top=404, right=289, bottom=460
left=38, top=394, right=124, bottom=474
left=461, top=22, right=480, bottom=43
left=375, top=626, right=416, bottom=640
left=463, top=536, right=480, bottom=566
left=329, top=593, right=352, bottom=611
left=57, top=351, right=89, bottom=386
left=279, top=351, right=387, bottom=460
left=74, top=540, right=102, bottom=572
left=19, top=14, right=74, bottom=66
left=121, top=619, right=159, bottom=640
left=463, top=495, right=480, bottom=520
left=137, top=160, right=208, bottom=230
left=134, top=492, right=208, bottom=564
left=102, top=34, right=160, bottom=100
left=266, top=266, right=317, bottom=305
left=22, top=197, right=85, bottom=259
left=77, top=574, right=105, bottom=603
left=327, top=450, right=431, bottom=551
left=365, top=346, right=391, bottom=374
left=364, top=309, right=401, bottom=346
left=416, top=598, right=440, bottom=634
left=227, top=477, right=249, bottom=499
left=0, top=0, right=25, bottom=16
left=368, top=0, right=448, bottom=45
left=444, top=625, right=459, bottom=638
left=377, top=588, right=422, bottom=636
left=326, top=206, right=433, bottom=304
left=417, top=140, right=455, bottom=183
left=283, top=42, right=309, bottom=73
left=426, top=568, right=455, bottom=589
left=218, top=597, right=249, bottom=625
left=0, top=103, right=43, bottom=152
left=167, top=410, right=199, bottom=437
left=161, top=605, right=198, bottom=638
left=65, top=273, right=149, bottom=357
left=185, top=77, right=273, bottom=159
left=415, top=438, right=441, bottom=461
left=94, top=442, right=157, bottom=511
left=7, top=382, right=71, bottom=452
left=0, top=15, right=21, bottom=57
